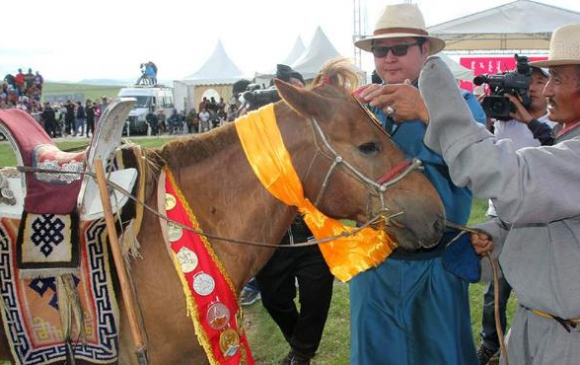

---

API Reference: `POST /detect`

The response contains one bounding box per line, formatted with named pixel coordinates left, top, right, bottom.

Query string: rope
left=445, top=221, right=508, bottom=365
left=13, top=166, right=400, bottom=248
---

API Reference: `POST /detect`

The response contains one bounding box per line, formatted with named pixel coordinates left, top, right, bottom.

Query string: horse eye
left=358, top=142, right=381, bottom=155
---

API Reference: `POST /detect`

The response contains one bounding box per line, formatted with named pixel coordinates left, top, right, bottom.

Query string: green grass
left=0, top=137, right=514, bottom=363
left=245, top=199, right=515, bottom=364
left=42, top=82, right=122, bottom=103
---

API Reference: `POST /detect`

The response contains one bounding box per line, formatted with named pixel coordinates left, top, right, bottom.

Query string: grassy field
left=41, top=82, right=123, bottom=103
left=0, top=137, right=513, bottom=364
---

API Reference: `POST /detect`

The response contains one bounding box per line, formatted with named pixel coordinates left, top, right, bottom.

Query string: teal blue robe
left=349, top=92, right=484, bottom=365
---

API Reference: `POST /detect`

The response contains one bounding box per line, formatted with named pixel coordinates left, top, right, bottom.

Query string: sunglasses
left=371, top=42, right=421, bottom=58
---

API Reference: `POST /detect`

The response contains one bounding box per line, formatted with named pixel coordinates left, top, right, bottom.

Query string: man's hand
left=470, top=231, right=493, bottom=256
left=506, top=94, right=533, bottom=124
left=353, top=81, right=430, bottom=124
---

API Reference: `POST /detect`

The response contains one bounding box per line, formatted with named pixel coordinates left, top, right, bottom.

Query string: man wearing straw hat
left=350, top=3, right=484, bottom=364
left=419, top=23, right=580, bottom=364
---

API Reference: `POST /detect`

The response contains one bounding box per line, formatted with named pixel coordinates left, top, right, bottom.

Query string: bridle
left=303, top=97, right=423, bottom=219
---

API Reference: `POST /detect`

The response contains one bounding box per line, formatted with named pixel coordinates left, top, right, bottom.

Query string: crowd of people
left=1, top=68, right=44, bottom=111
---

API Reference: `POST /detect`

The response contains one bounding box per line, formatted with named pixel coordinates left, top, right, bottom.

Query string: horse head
left=273, top=59, right=444, bottom=250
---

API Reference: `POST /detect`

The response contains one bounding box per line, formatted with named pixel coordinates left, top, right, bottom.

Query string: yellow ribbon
left=235, top=104, right=396, bottom=282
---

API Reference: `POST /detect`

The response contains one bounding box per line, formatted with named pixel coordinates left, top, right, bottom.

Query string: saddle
left=0, top=99, right=142, bottom=364
left=0, top=99, right=138, bottom=221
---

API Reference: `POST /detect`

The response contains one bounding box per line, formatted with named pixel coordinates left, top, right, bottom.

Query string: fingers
left=470, top=231, right=493, bottom=256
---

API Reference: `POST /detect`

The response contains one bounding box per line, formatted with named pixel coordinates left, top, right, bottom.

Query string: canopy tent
left=254, top=37, right=306, bottom=88
left=439, top=53, right=474, bottom=80
left=173, top=40, right=248, bottom=111
left=291, top=27, right=342, bottom=80
left=428, top=0, right=580, bottom=51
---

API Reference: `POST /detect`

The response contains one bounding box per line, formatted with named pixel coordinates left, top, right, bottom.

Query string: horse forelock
left=310, top=57, right=361, bottom=96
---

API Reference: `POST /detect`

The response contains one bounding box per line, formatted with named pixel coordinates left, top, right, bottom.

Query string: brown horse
left=0, top=60, right=444, bottom=364
left=113, top=60, right=444, bottom=364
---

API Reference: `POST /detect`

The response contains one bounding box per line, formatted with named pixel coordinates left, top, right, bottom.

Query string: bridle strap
left=377, top=160, right=412, bottom=185
left=307, top=116, right=423, bottom=213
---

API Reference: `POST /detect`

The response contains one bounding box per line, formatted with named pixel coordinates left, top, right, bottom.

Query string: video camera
left=473, top=54, right=532, bottom=120
left=241, top=64, right=304, bottom=110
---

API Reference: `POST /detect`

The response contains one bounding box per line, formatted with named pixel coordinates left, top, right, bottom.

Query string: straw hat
left=529, top=24, right=580, bottom=67
left=355, top=3, right=445, bottom=55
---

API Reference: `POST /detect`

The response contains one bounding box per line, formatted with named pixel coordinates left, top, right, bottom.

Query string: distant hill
left=78, top=79, right=173, bottom=86
left=78, top=79, right=135, bottom=86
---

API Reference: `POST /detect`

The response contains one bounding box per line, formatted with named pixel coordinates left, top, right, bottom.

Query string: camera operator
left=476, top=65, right=556, bottom=365
left=491, top=66, right=555, bottom=147
left=238, top=64, right=333, bottom=365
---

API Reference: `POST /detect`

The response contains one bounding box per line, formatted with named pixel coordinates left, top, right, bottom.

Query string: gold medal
left=165, top=193, right=177, bottom=211
left=168, top=223, right=183, bottom=242
left=206, top=302, right=230, bottom=330
left=219, top=328, right=240, bottom=357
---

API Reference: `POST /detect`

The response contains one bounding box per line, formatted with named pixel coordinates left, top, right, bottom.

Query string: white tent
left=428, top=0, right=580, bottom=51
left=281, top=37, right=306, bottom=68
left=291, top=27, right=342, bottom=79
left=440, top=53, right=474, bottom=80
left=254, top=37, right=306, bottom=88
left=173, top=41, right=247, bottom=111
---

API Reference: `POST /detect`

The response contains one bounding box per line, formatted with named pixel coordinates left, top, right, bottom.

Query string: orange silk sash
left=235, top=104, right=397, bottom=282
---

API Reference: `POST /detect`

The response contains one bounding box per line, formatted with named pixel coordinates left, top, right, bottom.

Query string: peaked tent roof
left=281, top=37, right=306, bottom=67
left=428, top=0, right=580, bottom=50
left=181, top=40, right=246, bottom=85
left=291, top=27, right=341, bottom=79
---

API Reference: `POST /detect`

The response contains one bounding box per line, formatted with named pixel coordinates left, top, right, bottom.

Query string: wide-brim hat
left=355, top=3, right=445, bottom=56
left=529, top=24, right=580, bottom=67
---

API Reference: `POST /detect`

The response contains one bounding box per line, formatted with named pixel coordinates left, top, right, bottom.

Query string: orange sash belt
left=163, top=169, right=254, bottom=365
left=235, top=104, right=396, bottom=282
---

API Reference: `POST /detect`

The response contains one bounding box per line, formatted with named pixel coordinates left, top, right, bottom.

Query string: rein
left=12, top=166, right=400, bottom=248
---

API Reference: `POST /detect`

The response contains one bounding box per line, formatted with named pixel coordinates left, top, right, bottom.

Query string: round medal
left=219, top=328, right=240, bottom=357
left=206, top=302, right=230, bottom=330
left=1, top=188, right=14, bottom=200
left=176, top=247, right=198, bottom=273
left=167, top=223, right=183, bottom=242
left=193, top=272, right=215, bottom=296
left=165, top=193, right=177, bottom=211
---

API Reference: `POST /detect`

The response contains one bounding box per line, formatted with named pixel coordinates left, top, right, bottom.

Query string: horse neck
left=167, top=119, right=302, bottom=291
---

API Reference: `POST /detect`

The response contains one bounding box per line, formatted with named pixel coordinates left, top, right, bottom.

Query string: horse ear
left=274, top=79, right=330, bottom=120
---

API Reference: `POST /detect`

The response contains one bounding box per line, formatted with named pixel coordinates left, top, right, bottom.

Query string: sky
left=2, top=0, right=580, bottom=82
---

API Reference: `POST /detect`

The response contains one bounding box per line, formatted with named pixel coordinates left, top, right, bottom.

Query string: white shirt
left=487, top=114, right=555, bottom=216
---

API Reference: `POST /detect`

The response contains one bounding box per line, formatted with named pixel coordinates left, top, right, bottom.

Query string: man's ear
left=275, top=79, right=331, bottom=120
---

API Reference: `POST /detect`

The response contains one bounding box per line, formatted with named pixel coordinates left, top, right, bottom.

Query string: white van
left=117, top=85, right=174, bottom=135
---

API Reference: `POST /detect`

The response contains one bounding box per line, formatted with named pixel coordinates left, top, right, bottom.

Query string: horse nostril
left=433, top=217, right=445, bottom=233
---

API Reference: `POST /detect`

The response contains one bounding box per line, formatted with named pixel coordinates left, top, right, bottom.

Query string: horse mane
left=310, top=57, right=362, bottom=98
left=157, top=123, right=238, bottom=170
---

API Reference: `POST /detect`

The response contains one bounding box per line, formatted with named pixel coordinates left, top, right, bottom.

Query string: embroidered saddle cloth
left=0, top=217, right=119, bottom=365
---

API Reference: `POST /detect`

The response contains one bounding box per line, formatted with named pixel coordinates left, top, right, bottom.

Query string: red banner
left=459, top=56, right=548, bottom=91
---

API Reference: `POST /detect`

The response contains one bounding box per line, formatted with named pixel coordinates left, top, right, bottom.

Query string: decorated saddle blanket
left=0, top=217, right=119, bottom=365
left=0, top=109, right=86, bottom=215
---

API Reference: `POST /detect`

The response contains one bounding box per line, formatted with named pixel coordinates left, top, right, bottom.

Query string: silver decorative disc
left=177, top=247, right=198, bottom=273
left=193, top=272, right=215, bottom=296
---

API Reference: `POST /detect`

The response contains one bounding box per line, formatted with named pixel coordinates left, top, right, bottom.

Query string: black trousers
left=255, top=245, right=334, bottom=357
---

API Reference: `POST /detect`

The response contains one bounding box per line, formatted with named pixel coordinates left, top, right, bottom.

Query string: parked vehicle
left=117, top=85, right=173, bottom=135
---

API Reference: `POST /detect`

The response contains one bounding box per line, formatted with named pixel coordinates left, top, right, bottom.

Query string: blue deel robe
left=349, top=91, right=485, bottom=365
